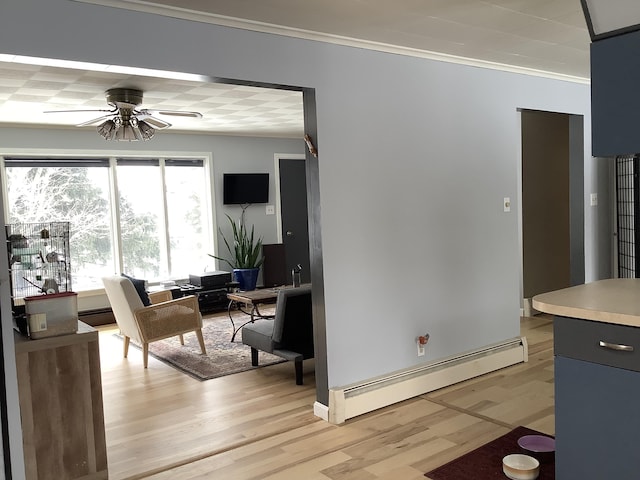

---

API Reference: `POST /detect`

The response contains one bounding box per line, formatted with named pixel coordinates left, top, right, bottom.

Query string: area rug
left=425, top=426, right=555, bottom=480
left=113, top=311, right=286, bottom=380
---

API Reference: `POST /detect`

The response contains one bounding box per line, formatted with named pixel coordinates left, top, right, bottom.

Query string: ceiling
left=0, top=61, right=305, bottom=138
left=0, top=0, right=591, bottom=138
left=131, top=0, right=591, bottom=78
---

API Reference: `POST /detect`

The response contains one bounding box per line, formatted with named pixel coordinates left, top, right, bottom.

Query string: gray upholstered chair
left=102, top=275, right=206, bottom=368
left=241, top=285, right=313, bottom=385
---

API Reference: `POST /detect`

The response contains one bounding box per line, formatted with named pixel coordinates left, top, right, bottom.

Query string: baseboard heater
left=78, top=307, right=115, bottom=327
left=327, top=336, right=527, bottom=424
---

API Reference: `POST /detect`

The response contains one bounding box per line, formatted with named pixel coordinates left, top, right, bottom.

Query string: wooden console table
left=14, top=321, right=108, bottom=480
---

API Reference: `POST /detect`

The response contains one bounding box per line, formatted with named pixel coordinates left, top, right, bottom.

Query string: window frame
left=0, top=148, right=216, bottom=291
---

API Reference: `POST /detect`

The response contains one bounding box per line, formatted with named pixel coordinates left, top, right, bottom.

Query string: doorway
left=0, top=79, right=329, bottom=477
left=520, top=109, right=585, bottom=315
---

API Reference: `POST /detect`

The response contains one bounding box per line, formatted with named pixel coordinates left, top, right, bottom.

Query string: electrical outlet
left=416, top=334, right=430, bottom=357
left=266, top=204, right=275, bottom=215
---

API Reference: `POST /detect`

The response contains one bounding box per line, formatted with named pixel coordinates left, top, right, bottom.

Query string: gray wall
left=0, top=1, right=605, bottom=394
left=592, top=156, right=613, bottom=279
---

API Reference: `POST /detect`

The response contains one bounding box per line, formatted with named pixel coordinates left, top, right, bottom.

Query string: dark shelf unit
left=164, top=285, right=230, bottom=313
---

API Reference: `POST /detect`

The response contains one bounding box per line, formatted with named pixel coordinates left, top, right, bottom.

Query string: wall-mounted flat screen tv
left=223, top=173, right=269, bottom=204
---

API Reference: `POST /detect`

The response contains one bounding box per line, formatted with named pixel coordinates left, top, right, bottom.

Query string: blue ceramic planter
left=233, top=268, right=259, bottom=291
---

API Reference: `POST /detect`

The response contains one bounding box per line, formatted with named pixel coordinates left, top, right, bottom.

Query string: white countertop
left=532, top=278, right=640, bottom=327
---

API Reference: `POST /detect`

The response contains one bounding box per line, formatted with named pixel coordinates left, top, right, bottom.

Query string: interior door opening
left=519, top=109, right=585, bottom=316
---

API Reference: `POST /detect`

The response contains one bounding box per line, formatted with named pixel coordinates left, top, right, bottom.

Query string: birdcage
left=6, top=222, right=72, bottom=301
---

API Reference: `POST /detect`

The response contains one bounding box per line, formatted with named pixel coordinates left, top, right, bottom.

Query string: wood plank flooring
left=98, top=313, right=554, bottom=479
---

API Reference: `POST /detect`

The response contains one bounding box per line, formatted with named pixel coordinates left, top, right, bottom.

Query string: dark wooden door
left=279, top=158, right=310, bottom=284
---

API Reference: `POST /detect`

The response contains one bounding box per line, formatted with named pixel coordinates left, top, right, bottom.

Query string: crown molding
left=73, top=0, right=589, bottom=85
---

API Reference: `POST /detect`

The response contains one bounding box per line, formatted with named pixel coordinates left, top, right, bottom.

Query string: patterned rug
left=425, top=426, right=555, bottom=480
left=113, top=309, right=285, bottom=380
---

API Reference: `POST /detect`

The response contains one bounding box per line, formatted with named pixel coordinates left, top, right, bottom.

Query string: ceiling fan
left=44, top=88, right=203, bottom=141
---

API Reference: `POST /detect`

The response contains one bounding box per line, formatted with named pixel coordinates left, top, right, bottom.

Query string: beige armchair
left=102, top=276, right=206, bottom=368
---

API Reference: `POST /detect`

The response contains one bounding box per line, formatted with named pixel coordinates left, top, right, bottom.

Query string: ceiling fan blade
left=42, top=89, right=200, bottom=137
left=140, top=108, right=202, bottom=118
left=137, top=114, right=172, bottom=129
left=77, top=114, right=116, bottom=127
left=43, top=108, right=115, bottom=114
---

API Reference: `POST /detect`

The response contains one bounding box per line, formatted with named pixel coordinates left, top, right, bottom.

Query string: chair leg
left=123, top=336, right=130, bottom=358
left=143, top=343, right=149, bottom=368
left=295, top=359, right=303, bottom=385
left=195, top=329, right=207, bottom=355
left=251, top=347, right=259, bottom=366
left=179, top=334, right=184, bottom=345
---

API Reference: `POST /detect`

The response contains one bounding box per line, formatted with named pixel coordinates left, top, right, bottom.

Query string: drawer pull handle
left=599, top=340, right=634, bottom=352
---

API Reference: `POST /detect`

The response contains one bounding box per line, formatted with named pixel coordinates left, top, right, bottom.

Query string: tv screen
left=223, top=173, right=269, bottom=204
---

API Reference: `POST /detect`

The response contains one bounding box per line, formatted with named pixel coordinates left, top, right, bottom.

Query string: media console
left=156, top=284, right=226, bottom=314
left=163, top=271, right=234, bottom=313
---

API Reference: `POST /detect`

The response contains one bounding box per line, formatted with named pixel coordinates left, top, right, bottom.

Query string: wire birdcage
left=6, top=222, right=71, bottom=301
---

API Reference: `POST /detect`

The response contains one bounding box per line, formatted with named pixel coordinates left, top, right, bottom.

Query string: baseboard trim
left=327, top=337, right=527, bottom=424
left=523, top=298, right=540, bottom=317
left=313, top=401, right=329, bottom=422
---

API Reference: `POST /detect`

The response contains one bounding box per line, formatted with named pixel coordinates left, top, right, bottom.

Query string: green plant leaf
left=208, top=212, right=264, bottom=269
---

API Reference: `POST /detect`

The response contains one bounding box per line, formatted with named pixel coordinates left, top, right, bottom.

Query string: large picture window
left=2, top=155, right=211, bottom=291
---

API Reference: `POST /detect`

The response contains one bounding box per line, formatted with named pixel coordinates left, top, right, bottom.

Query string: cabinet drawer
left=554, top=316, right=640, bottom=372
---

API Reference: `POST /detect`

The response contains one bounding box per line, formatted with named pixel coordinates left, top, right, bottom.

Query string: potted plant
left=209, top=212, right=264, bottom=291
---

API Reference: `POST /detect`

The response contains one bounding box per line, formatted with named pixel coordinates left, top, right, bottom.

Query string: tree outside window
left=4, top=156, right=209, bottom=290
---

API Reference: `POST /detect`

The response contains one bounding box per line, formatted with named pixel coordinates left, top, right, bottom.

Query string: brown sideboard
left=14, top=321, right=108, bottom=479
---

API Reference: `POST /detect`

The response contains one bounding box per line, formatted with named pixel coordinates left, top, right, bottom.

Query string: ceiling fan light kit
left=96, top=116, right=156, bottom=141
left=45, top=87, right=202, bottom=142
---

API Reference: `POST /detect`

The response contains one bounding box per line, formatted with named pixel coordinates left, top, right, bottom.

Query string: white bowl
left=502, top=454, right=540, bottom=480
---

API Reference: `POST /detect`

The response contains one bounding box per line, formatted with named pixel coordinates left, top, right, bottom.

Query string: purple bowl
left=517, top=435, right=555, bottom=463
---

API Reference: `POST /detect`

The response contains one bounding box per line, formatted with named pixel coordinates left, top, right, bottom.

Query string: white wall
left=0, top=0, right=601, bottom=393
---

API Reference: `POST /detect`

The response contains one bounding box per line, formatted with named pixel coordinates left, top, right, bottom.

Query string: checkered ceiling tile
left=0, top=62, right=304, bottom=138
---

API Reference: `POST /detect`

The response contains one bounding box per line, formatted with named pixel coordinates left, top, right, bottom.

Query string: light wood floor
left=98, top=313, right=554, bottom=479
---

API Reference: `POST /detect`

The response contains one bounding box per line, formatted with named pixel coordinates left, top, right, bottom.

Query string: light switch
left=503, top=197, right=511, bottom=212
left=590, top=193, right=598, bottom=207
left=266, top=204, right=275, bottom=215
